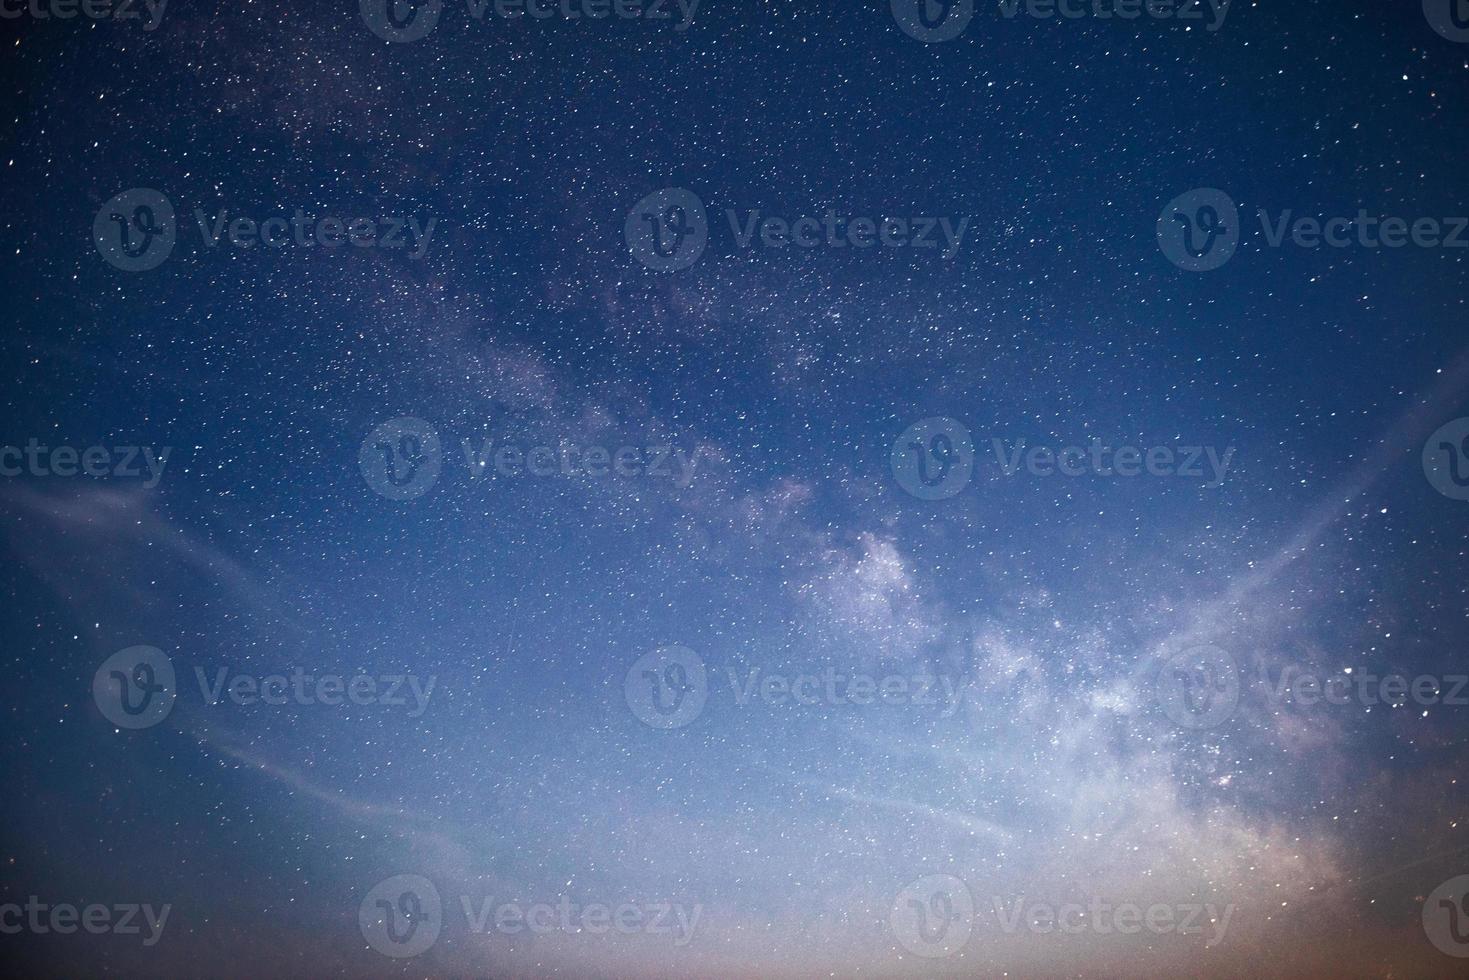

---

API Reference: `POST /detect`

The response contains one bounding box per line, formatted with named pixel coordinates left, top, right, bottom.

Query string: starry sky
left=3, top=0, right=1469, bottom=977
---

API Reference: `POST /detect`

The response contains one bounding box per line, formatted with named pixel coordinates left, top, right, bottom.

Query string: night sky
left=3, top=0, right=1469, bottom=977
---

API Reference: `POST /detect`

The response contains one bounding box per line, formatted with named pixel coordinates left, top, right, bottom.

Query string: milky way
left=3, top=1, right=1469, bottom=977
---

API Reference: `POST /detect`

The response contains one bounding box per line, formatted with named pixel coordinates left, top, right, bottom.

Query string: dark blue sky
left=3, top=0, right=1469, bottom=976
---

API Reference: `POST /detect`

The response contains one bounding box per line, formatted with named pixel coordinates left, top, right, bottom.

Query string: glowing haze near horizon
left=3, top=1, right=1469, bottom=976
